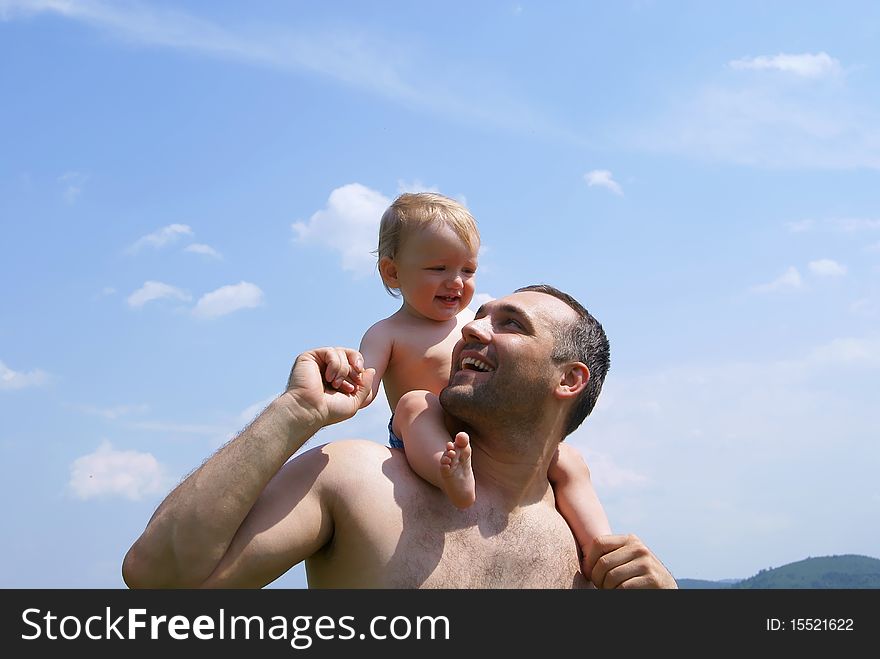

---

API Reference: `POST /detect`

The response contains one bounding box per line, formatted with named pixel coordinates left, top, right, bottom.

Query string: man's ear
left=555, top=362, right=590, bottom=400
left=378, top=256, right=400, bottom=289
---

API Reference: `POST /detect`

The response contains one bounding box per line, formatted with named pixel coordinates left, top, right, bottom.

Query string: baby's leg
left=394, top=391, right=475, bottom=509
left=548, top=443, right=612, bottom=557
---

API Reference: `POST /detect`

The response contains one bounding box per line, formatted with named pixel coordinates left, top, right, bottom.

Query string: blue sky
left=2, top=1, right=879, bottom=588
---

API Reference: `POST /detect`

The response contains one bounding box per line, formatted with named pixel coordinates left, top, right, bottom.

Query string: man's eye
left=505, top=318, right=522, bottom=328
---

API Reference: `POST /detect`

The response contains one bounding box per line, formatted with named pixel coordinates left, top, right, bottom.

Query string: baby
left=351, top=192, right=610, bottom=553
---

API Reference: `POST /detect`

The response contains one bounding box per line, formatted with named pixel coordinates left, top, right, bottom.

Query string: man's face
left=440, top=291, right=576, bottom=432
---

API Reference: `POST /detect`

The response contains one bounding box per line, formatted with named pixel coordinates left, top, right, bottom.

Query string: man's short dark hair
left=515, top=284, right=610, bottom=437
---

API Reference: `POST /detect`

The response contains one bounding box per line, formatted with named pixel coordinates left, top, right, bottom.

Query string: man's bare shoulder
left=300, top=439, right=413, bottom=487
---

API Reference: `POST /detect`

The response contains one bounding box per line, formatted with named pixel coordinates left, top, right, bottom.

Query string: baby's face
left=393, top=224, right=478, bottom=322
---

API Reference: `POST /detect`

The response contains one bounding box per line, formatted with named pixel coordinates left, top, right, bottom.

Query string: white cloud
left=470, top=293, right=496, bottom=310
left=806, top=337, right=880, bottom=367
left=808, top=258, right=846, bottom=277
left=127, top=224, right=194, bottom=254
left=0, top=360, right=49, bottom=390
left=69, top=441, right=170, bottom=501
left=564, top=442, right=649, bottom=490
left=58, top=171, right=88, bottom=204
left=127, top=281, right=191, bottom=308
left=292, top=183, right=390, bottom=277
left=750, top=266, right=802, bottom=293
left=635, top=64, right=880, bottom=170
left=584, top=169, right=623, bottom=196
left=729, top=52, right=842, bottom=78
left=184, top=243, right=222, bottom=259
left=192, top=281, right=264, bottom=319
left=396, top=179, right=440, bottom=194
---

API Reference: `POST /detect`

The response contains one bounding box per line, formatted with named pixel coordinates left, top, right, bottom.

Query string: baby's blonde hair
left=376, top=192, right=480, bottom=297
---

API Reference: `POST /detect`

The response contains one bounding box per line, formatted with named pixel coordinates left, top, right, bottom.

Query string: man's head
left=376, top=192, right=480, bottom=298
left=514, top=284, right=610, bottom=436
left=440, top=284, right=609, bottom=442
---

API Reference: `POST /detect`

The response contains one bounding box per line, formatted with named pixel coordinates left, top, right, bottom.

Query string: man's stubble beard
left=440, top=367, right=555, bottom=448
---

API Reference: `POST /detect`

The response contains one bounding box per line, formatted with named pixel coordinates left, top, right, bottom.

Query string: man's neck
left=469, top=435, right=558, bottom=509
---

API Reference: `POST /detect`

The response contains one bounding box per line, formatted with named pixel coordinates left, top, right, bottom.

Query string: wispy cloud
left=192, top=281, right=264, bottom=319
left=292, top=183, right=390, bottom=277
left=584, top=169, right=623, bottom=196
left=184, top=243, right=222, bottom=259
left=58, top=170, right=88, bottom=204
left=470, top=292, right=496, bottom=310
left=786, top=219, right=815, bottom=233
left=634, top=55, right=880, bottom=170
left=126, top=420, right=228, bottom=436
left=729, top=52, right=841, bottom=78
left=750, top=266, right=802, bottom=293
left=127, top=281, right=191, bottom=308
left=806, top=337, right=880, bottom=367
left=68, top=440, right=170, bottom=501
left=397, top=179, right=440, bottom=194
left=127, top=224, right=193, bottom=254
left=0, top=0, right=555, bottom=137
left=787, top=217, right=880, bottom=233
left=0, top=359, right=49, bottom=390
left=581, top=336, right=879, bottom=570
left=832, top=218, right=880, bottom=232
left=808, top=258, right=846, bottom=277
left=73, top=403, right=150, bottom=420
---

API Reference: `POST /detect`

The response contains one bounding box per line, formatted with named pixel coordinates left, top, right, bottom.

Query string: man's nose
left=462, top=315, right=491, bottom=342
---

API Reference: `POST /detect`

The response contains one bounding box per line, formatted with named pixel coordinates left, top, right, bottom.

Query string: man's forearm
left=122, top=393, right=323, bottom=588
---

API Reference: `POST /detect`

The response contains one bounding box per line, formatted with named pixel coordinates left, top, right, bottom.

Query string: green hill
left=678, top=554, right=880, bottom=589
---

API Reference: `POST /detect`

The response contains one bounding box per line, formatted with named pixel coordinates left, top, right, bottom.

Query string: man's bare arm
left=121, top=348, right=374, bottom=588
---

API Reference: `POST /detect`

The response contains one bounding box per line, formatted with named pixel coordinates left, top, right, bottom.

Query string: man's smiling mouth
left=461, top=357, right=494, bottom=372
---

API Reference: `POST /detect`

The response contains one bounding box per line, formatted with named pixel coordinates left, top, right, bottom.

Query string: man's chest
left=318, top=495, right=586, bottom=589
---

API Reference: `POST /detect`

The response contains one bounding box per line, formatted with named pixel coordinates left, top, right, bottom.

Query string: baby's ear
left=378, top=256, right=399, bottom=288
left=555, top=362, right=590, bottom=400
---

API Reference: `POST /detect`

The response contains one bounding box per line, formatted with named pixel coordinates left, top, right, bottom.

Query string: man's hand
left=583, top=534, right=678, bottom=589
left=285, top=347, right=376, bottom=427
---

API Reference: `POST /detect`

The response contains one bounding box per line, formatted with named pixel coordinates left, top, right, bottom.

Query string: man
left=123, top=285, right=677, bottom=589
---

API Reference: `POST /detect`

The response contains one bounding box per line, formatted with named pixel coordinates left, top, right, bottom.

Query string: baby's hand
left=323, top=348, right=365, bottom=394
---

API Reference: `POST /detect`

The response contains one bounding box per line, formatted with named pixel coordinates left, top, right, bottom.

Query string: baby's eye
left=426, top=266, right=445, bottom=271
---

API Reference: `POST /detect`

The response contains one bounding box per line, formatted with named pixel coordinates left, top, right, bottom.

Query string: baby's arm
left=393, top=391, right=475, bottom=509
left=357, top=322, right=392, bottom=408
left=549, top=443, right=612, bottom=557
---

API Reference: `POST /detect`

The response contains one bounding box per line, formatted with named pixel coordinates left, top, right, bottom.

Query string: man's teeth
left=461, top=357, right=493, bottom=372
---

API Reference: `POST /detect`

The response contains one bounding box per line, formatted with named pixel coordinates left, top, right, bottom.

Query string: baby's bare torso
left=379, top=310, right=473, bottom=408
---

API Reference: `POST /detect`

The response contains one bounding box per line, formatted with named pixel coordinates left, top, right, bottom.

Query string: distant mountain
left=678, top=554, right=880, bottom=589
left=676, top=577, right=737, bottom=589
